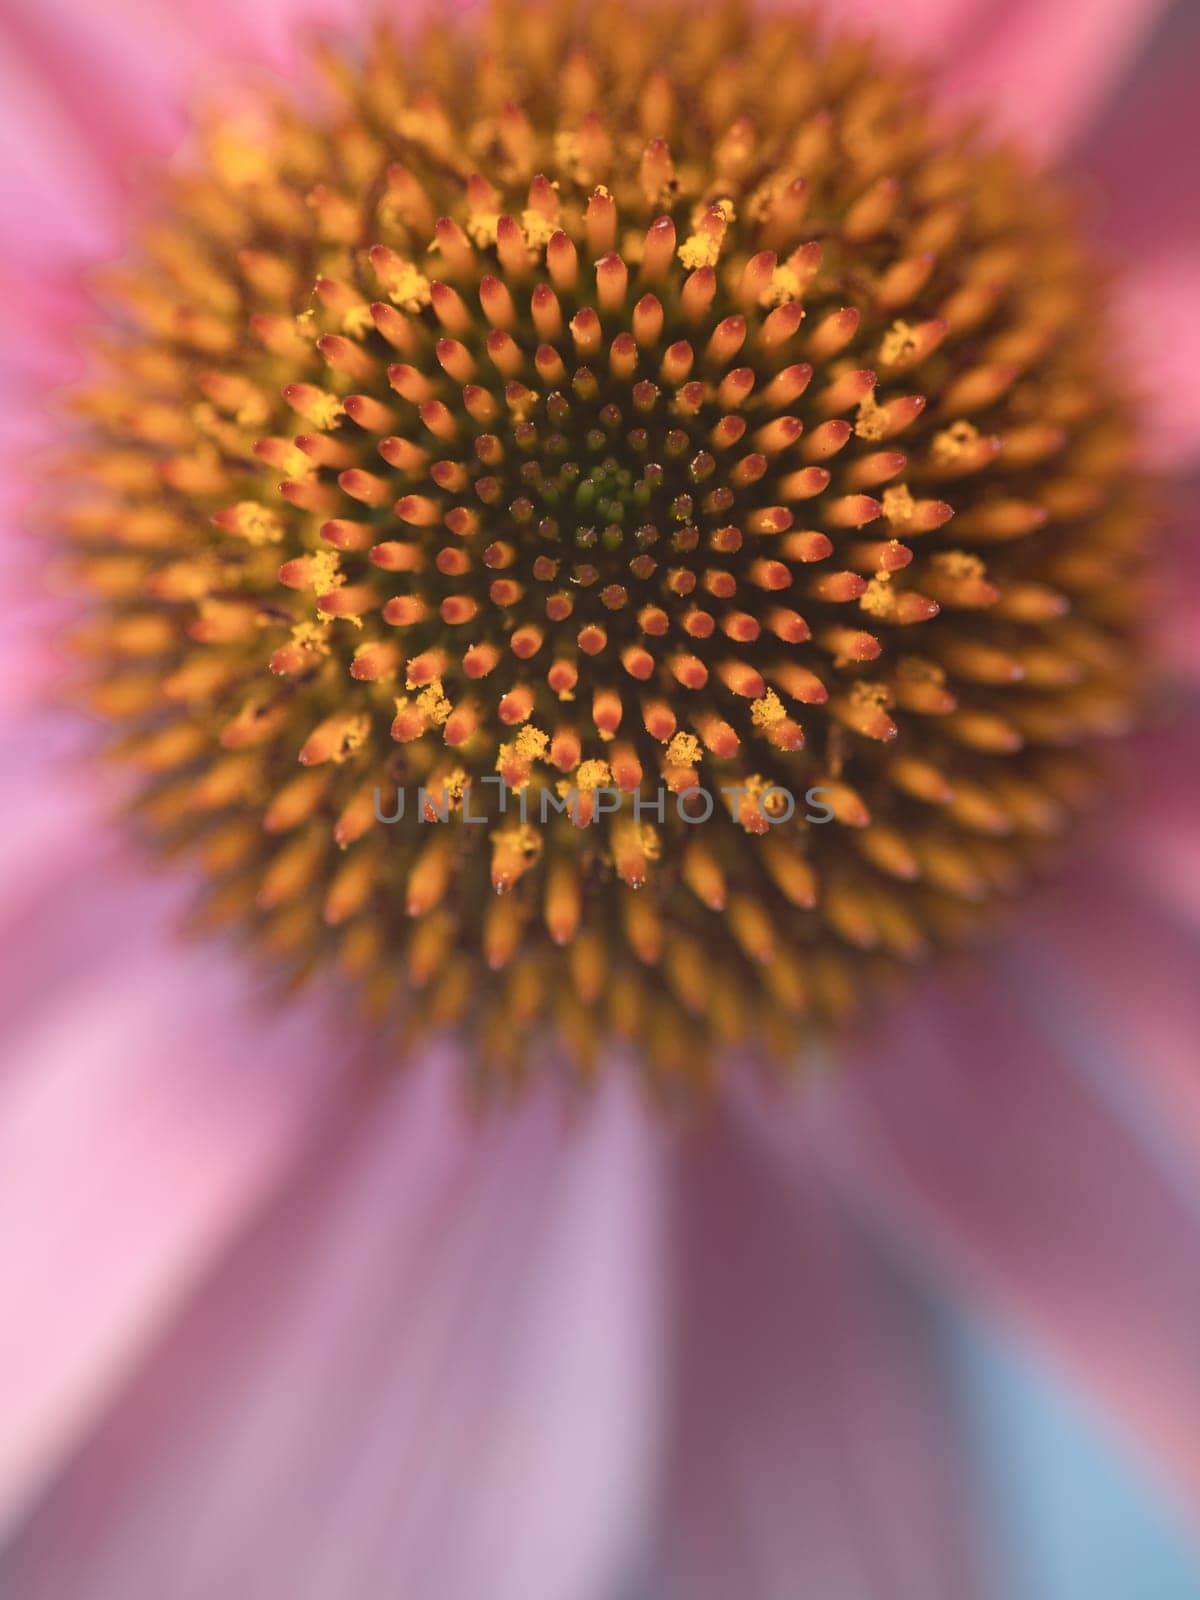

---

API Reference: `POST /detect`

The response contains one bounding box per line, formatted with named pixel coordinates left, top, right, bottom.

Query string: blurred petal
left=939, top=0, right=1172, bottom=157
left=1123, top=714, right=1200, bottom=925
left=827, top=0, right=1181, bottom=163
left=0, top=776, right=131, bottom=1035
left=0, top=646, right=345, bottom=1533
left=1071, top=0, right=1200, bottom=258
left=815, top=0, right=993, bottom=58
left=1011, top=874, right=1200, bottom=1180
left=0, top=1065, right=668, bottom=1600
left=1069, top=4, right=1200, bottom=466
left=1155, top=492, right=1200, bottom=682
left=948, top=1309, right=1200, bottom=1600
left=1005, top=721, right=1200, bottom=1180
left=744, top=976, right=1200, bottom=1524
left=0, top=0, right=359, bottom=158
left=1115, top=254, right=1200, bottom=470
left=0, top=32, right=127, bottom=266
left=0, top=3, right=187, bottom=175
left=646, top=1106, right=983, bottom=1600
left=0, top=0, right=361, bottom=288
left=0, top=858, right=346, bottom=1538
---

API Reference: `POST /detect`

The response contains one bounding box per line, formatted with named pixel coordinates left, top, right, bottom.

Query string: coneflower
left=60, top=0, right=1149, bottom=1078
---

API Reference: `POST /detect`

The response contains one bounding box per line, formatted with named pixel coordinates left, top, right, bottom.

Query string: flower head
left=60, top=0, right=1151, bottom=1081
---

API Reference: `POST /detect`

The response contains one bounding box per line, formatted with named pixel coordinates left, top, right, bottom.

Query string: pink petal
left=1007, top=874, right=1200, bottom=1176
left=1071, top=4, right=1200, bottom=468
left=1154, top=491, right=1200, bottom=681
left=1116, top=253, right=1200, bottom=470
left=1072, top=0, right=1200, bottom=259
left=999, top=717, right=1200, bottom=1172
left=0, top=0, right=358, bottom=285
left=746, top=970, right=1200, bottom=1525
left=0, top=846, right=347, bottom=1538
left=811, top=0, right=994, bottom=59
left=0, top=32, right=126, bottom=266
left=0, top=3, right=187, bottom=177
left=1123, top=717, right=1200, bottom=925
left=647, top=1106, right=982, bottom=1599
left=0, top=779, right=126, bottom=1034
left=939, top=0, right=1173, bottom=158
left=0, top=1066, right=668, bottom=1599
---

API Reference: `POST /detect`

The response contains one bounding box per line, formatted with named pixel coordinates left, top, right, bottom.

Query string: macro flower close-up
left=1, top=0, right=1198, bottom=1594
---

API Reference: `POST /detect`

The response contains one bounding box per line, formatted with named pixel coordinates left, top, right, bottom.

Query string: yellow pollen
left=751, top=690, right=787, bottom=728
left=306, top=551, right=343, bottom=594
left=279, top=442, right=312, bottom=477
left=759, top=264, right=805, bottom=307
left=415, top=678, right=452, bottom=725
left=639, top=824, right=662, bottom=858
left=289, top=620, right=331, bottom=656
left=741, top=772, right=782, bottom=814
left=931, top=419, right=980, bottom=464
left=746, top=177, right=783, bottom=221
left=666, top=733, right=702, bottom=766
left=881, top=485, right=916, bottom=524
left=521, top=208, right=557, bottom=251
left=678, top=199, right=734, bottom=269
left=378, top=257, right=432, bottom=312
left=897, top=655, right=947, bottom=687
left=677, top=236, right=716, bottom=271
left=341, top=304, right=376, bottom=339
left=854, top=392, right=888, bottom=441
left=306, top=391, right=345, bottom=430
left=443, top=768, right=469, bottom=803
left=931, top=550, right=986, bottom=580
left=879, top=319, right=919, bottom=366
left=575, top=759, right=612, bottom=791
left=222, top=503, right=285, bottom=545
left=514, top=725, right=549, bottom=762
left=331, top=715, right=370, bottom=763
left=466, top=210, right=501, bottom=248
left=236, top=399, right=271, bottom=429
left=860, top=574, right=897, bottom=618
left=850, top=680, right=893, bottom=710
left=552, top=131, right=584, bottom=180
